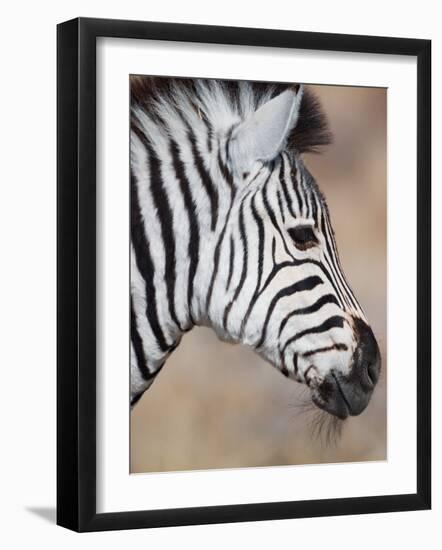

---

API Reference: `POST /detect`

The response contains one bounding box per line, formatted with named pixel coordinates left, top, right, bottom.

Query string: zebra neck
left=131, top=121, right=237, bottom=373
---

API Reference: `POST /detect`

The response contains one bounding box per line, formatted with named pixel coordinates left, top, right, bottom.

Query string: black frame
left=57, top=17, right=431, bottom=532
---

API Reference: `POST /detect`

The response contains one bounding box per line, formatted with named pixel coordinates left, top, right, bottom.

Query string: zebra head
left=210, top=85, right=381, bottom=421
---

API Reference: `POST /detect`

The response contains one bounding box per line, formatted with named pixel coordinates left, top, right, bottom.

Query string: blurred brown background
left=131, top=83, right=387, bottom=473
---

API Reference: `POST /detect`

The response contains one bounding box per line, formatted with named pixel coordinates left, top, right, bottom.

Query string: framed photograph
left=57, top=17, right=431, bottom=532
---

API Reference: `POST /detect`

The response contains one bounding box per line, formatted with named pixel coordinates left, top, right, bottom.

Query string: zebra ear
left=231, top=86, right=303, bottom=172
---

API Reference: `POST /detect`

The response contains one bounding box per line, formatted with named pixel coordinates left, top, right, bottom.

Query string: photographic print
left=57, top=18, right=430, bottom=531
left=130, top=76, right=386, bottom=473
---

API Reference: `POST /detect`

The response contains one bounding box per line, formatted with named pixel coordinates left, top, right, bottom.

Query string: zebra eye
left=288, top=225, right=318, bottom=249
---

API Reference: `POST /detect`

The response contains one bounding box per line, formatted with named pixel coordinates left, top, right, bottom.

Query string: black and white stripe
left=130, top=77, right=369, bottom=405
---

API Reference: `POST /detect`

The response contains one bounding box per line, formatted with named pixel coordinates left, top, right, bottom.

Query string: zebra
left=130, top=76, right=381, bottom=426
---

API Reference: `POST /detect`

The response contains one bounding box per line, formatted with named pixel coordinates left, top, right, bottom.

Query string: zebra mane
left=130, top=76, right=332, bottom=154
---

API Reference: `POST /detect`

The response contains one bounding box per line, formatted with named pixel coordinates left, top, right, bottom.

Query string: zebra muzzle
left=311, top=319, right=381, bottom=420
left=311, top=372, right=368, bottom=420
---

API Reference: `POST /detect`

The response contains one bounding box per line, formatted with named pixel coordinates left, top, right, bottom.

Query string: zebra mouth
left=311, top=373, right=351, bottom=420
left=331, top=372, right=353, bottom=414
left=311, top=364, right=379, bottom=420
left=312, top=390, right=349, bottom=420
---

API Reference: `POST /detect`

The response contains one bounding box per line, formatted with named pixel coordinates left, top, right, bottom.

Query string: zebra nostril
left=352, top=317, right=381, bottom=390
left=366, top=359, right=380, bottom=386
